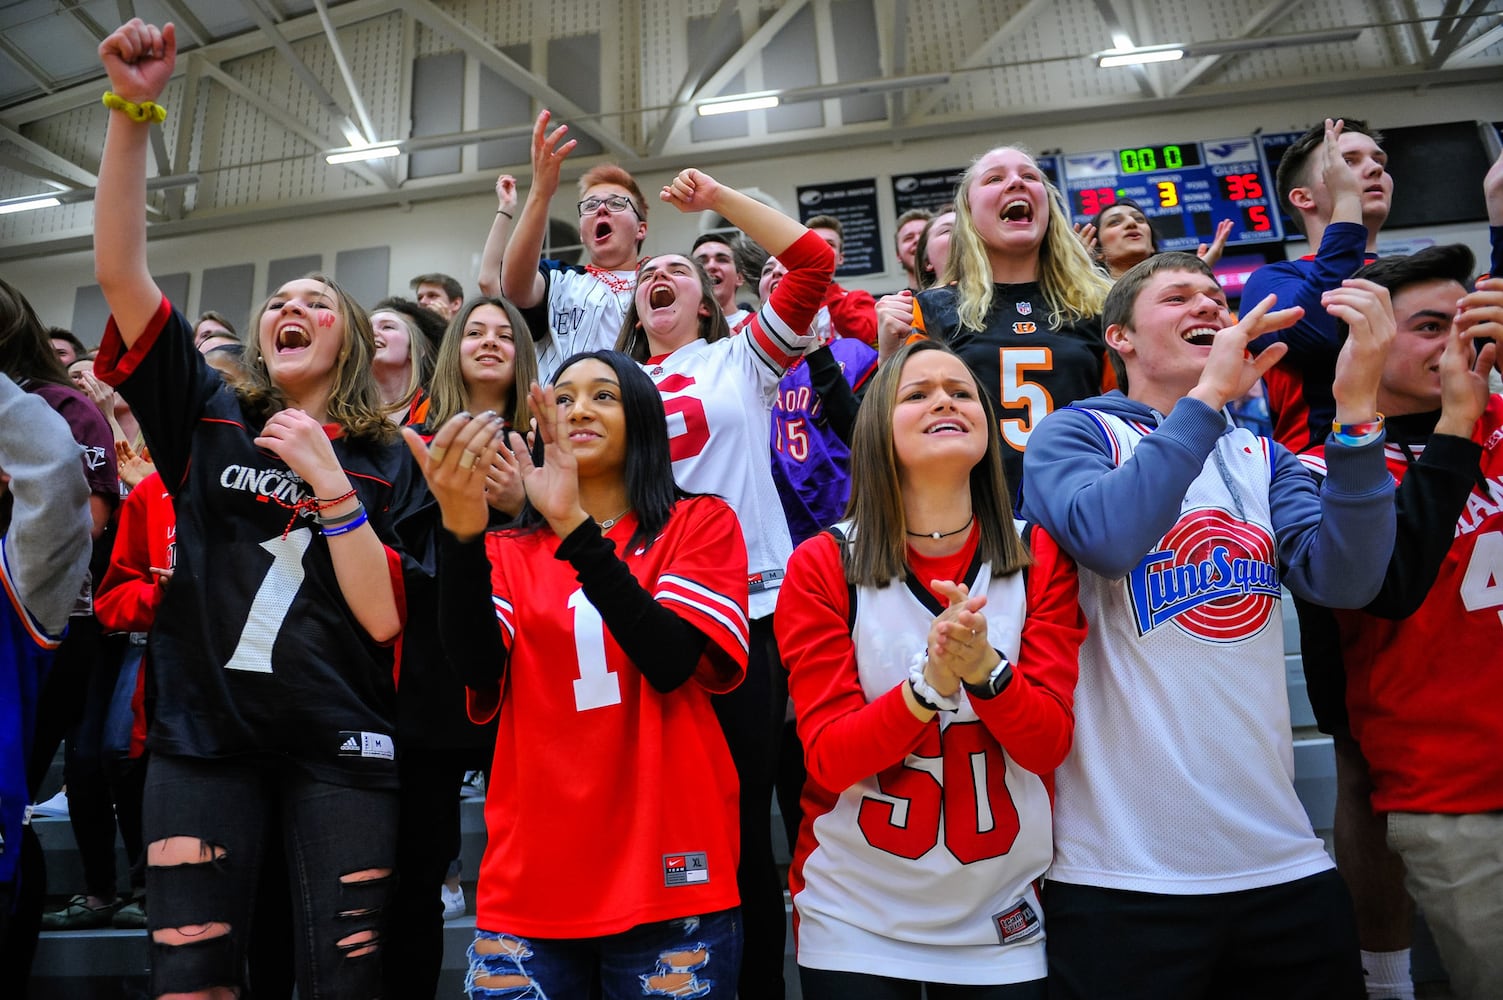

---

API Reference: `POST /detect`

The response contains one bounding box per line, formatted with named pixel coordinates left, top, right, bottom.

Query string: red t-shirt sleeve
left=970, top=525, right=1086, bottom=775
left=777, top=533, right=932, bottom=793
left=94, top=476, right=163, bottom=633
left=825, top=284, right=878, bottom=346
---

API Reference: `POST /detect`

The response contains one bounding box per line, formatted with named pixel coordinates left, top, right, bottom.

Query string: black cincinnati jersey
left=915, top=283, right=1106, bottom=505
left=96, top=300, right=427, bottom=788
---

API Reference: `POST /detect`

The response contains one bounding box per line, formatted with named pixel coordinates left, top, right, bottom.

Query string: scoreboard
left=1060, top=136, right=1284, bottom=249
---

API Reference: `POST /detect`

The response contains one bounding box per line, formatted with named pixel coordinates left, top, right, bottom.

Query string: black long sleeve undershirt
left=434, top=520, right=710, bottom=698
left=554, top=519, right=709, bottom=693
left=804, top=344, right=864, bottom=446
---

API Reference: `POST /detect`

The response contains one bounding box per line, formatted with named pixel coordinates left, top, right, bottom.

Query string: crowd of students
left=3, top=15, right=1503, bottom=1000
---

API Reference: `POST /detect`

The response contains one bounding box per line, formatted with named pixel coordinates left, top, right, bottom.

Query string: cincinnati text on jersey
left=219, top=463, right=310, bottom=507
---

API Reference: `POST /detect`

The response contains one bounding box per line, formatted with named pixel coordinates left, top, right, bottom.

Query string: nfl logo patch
left=1017, top=301, right=1033, bottom=316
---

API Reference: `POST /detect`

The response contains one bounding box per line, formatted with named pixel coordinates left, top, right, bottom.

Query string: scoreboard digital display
left=1062, top=136, right=1284, bottom=250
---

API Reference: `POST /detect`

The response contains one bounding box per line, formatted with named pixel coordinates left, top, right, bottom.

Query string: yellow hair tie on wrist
left=102, top=91, right=167, bottom=124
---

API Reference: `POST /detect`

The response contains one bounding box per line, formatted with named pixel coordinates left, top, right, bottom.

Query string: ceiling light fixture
left=1097, top=44, right=1185, bottom=68
left=697, top=93, right=781, bottom=117
left=0, top=193, right=62, bottom=215
left=325, top=140, right=402, bottom=164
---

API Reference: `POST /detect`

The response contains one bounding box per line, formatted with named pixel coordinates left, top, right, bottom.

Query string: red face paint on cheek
left=317, top=311, right=337, bottom=328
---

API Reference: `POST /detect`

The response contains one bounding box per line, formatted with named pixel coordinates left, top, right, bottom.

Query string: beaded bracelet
left=316, top=501, right=366, bottom=527
left=102, top=91, right=167, bottom=124
left=321, top=508, right=369, bottom=537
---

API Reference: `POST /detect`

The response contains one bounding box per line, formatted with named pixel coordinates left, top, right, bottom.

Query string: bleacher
left=25, top=594, right=1449, bottom=997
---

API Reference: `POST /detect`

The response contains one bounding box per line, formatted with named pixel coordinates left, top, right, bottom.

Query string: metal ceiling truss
left=0, top=0, right=1500, bottom=256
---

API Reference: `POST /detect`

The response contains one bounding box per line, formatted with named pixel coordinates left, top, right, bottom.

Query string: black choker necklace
left=906, top=514, right=974, bottom=541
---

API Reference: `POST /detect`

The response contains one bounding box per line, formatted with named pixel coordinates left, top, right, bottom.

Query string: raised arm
left=94, top=19, right=176, bottom=345
left=477, top=174, right=518, bottom=298
left=662, top=168, right=810, bottom=259
left=500, top=111, right=574, bottom=309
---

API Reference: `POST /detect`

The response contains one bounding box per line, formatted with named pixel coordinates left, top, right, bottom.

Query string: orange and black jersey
left=914, top=283, right=1107, bottom=506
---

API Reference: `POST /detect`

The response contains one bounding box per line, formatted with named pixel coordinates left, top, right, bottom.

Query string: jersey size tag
left=663, top=852, right=709, bottom=887
left=337, top=731, right=395, bottom=761
left=992, top=898, right=1041, bottom=945
left=748, top=568, right=784, bottom=594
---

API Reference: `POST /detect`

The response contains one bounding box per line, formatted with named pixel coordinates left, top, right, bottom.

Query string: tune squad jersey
left=1050, top=408, right=1334, bottom=893
left=1321, top=396, right=1503, bottom=815
left=770, top=337, right=878, bottom=546
left=471, top=497, right=750, bottom=937
left=914, top=283, right=1106, bottom=501
left=777, top=523, right=1084, bottom=985
left=95, top=299, right=424, bottom=788
left=535, top=259, right=638, bottom=384
left=644, top=230, right=832, bottom=620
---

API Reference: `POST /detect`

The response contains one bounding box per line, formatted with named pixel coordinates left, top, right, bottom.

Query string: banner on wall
left=891, top=168, right=964, bottom=217
left=796, top=178, right=881, bottom=277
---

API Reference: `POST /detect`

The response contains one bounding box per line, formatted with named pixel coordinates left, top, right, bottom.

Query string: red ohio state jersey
left=472, top=496, right=750, bottom=938
left=1326, top=396, right=1503, bottom=814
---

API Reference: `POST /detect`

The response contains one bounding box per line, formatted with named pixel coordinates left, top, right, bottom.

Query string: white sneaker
left=31, top=789, right=69, bottom=818
left=441, top=884, right=465, bottom=921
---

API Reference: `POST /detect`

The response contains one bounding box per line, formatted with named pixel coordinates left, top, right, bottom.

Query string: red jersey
left=1327, top=396, right=1503, bottom=814
left=95, top=472, right=176, bottom=634
left=472, top=496, right=750, bottom=937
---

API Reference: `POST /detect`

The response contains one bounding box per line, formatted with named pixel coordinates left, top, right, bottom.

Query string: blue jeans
left=143, top=753, right=398, bottom=999
left=466, top=907, right=742, bottom=999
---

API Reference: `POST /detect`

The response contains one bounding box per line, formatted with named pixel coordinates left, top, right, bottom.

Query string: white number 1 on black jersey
left=224, top=528, right=312, bottom=673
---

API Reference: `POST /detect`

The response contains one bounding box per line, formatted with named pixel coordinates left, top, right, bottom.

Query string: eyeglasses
left=577, top=195, right=640, bottom=217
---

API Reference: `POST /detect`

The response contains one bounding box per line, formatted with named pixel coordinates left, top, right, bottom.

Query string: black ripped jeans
left=142, top=753, right=398, bottom=999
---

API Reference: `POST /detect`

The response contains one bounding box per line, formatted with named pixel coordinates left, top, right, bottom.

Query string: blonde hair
left=946, top=146, right=1111, bottom=333
left=842, top=340, right=1030, bottom=588
left=238, top=273, right=394, bottom=443
left=425, top=296, right=537, bottom=433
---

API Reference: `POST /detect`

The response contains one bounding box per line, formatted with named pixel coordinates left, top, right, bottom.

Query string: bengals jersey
left=644, top=230, right=833, bottom=620
left=915, top=283, right=1106, bottom=504
left=95, top=299, right=425, bottom=788
left=776, top=523, right=1084, bottom=985
left=472, top=496, right=749, bottom=938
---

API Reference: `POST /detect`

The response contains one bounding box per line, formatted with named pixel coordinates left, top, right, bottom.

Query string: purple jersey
left=770, top=337, right=878, bottom=546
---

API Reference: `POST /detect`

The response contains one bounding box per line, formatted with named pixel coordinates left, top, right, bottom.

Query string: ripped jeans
left=466, top=907, right=742, bottom=999
left=142, top=752, right=398, bottom=999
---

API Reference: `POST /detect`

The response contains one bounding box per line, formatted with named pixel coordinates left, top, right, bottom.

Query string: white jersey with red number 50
left=778, top=523, right=1084, bottom=986
left=642, top=230, right=829, bottom=620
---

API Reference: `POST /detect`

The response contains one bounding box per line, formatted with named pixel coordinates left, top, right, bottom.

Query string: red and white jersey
left=95, top=471, right=176, bottom=634
left=644, top=230, right=832, bottom=620
left=472, top=496, right=750, bottom=938
left=1324, top=396, right=1503, bottom=814
left=776, top=523, right=1085, bottom=985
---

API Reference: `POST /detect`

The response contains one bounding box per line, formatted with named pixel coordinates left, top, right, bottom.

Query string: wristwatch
left=962, top=657, right=1014, bottom=700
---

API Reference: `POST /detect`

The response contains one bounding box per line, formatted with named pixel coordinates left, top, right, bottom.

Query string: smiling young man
left=1021, top=253, right=1396, bottom=999
left=1293, top=246, right=1503, bottom=1000
left=692, top=232, right=752, bottom=328
left=501, top=110, right=648, bottom=384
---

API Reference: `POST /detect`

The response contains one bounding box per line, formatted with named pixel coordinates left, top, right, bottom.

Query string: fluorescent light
left=325, top=141, right=401, bottom=164
left=0, top=195, right=61, bottom=215
left=697, top=94, right=780, bottom=117
left=1097, top=46, right=1185, bottom=67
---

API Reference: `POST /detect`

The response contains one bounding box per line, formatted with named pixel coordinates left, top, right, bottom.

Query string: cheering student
left=410, top=352, right=749, bottom=999
left=777, top=340, right=1085, bottom=999
left=616, top=167, right=836, bottom=999
left=879, top=146, right=1112, bottom=503
left=93, top=19, right=425, bottom=999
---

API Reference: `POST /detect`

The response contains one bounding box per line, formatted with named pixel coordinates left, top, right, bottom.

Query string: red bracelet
left=1331, top=414, right=1385, bottom=438
left=269, top=487, right=359, bottom=539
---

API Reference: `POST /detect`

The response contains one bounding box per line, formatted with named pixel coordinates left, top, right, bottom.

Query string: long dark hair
left=0, top=278, right=72, bottom=388
left=514, top=349, right=684, bottom=551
